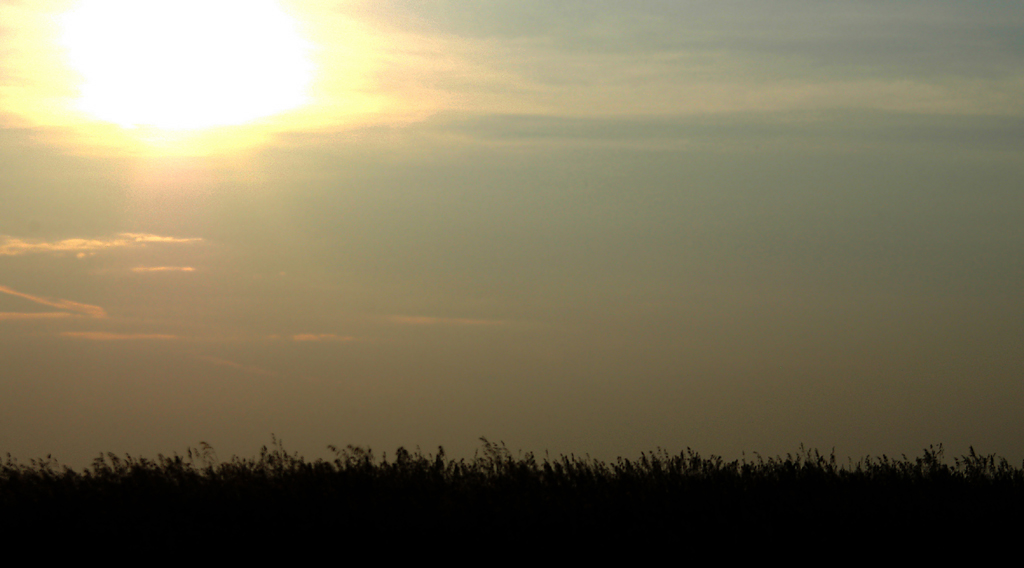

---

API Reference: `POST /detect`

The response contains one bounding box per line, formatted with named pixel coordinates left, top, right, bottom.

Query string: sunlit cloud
left=60, top=331, right=177, bottom=341
left=389, top=316, right=505, bottom=326
left=119, top=233, right=202, bottom=244
left=292, top=333, right=356, bottom=342
left=0, top=285, right=107, bottom=319
left=0, top=233, right=201, bottom=256
left=1, top=237, right=123, bottom=256
left=0, top=312, right=74, bottom=321
left=132, top=266, right=196, bottom=273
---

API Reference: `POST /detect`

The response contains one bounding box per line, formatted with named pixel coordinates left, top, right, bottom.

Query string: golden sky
left=2, top=0, right=1023, bottom=465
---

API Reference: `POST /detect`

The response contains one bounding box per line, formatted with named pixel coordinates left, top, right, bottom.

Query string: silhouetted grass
left=3, top=438, right=1022, bottom=546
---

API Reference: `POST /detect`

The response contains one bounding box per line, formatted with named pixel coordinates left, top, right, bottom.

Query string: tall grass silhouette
left=3, top=438, right=1021, bottom=546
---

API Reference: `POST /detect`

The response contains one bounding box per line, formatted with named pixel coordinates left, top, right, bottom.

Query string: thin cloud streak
left=0, top=285, right=107, bottom=318
left=132, top=266, right=196, bottom=273
left=60, top=332, right=177, bottom=341
left=0, top=233, right=201, bottom=256
left=292, top=333, right=356, bottom=342
left=120, top=233, right=200, bottom=244
left=0, top=312, right=74, bottom=321
left=389, top=316, right=505, bottom=326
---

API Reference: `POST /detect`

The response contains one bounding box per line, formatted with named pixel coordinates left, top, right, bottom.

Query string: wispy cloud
left=0, top=285, right=107, bottom=319
left=120, top=233, right=200, bottom=244
left=0, top=312, right=74, bottom=321
left=131, top=266, right=196, bottom=273
left=60, top=332, right=177, bottom=341
left=0, top=233, right=201, bottom=256
left=389, top=316, right=505, bottom=326
left=292, top=333, right=356, bottom=342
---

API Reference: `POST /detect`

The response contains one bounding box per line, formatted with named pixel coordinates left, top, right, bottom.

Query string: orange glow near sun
left=0, top=1, right=451, bottom=155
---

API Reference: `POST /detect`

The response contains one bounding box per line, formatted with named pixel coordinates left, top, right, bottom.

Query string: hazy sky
left=2, top=0, right=1022, bottom=466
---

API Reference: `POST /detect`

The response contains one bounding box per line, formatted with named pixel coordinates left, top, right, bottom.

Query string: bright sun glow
left=60, top=0, right=314, bottom=131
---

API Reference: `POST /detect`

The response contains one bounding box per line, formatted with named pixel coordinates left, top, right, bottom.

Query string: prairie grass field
left=3, top=438, right=1022, bottom=546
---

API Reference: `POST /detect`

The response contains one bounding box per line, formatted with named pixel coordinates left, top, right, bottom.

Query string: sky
left=1, top=0, right=1023, bottom=467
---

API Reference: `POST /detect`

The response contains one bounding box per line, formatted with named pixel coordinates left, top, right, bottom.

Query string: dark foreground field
left=3, top=438, right=1022, bottom=547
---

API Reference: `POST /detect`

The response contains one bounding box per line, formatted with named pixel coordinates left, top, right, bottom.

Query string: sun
left=59, top=0, right=314, bottom=131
